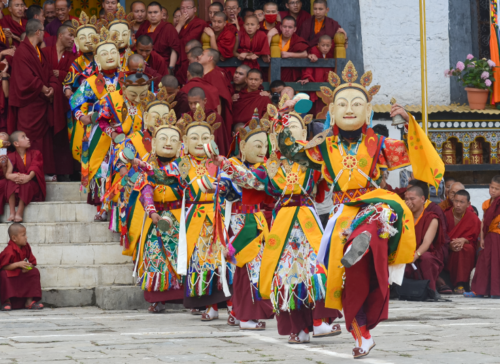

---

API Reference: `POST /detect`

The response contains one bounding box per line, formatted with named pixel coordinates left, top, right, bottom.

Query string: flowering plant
left=445, top=54, right=496, bottom=90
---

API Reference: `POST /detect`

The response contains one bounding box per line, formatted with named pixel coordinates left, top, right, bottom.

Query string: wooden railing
left=201, top=32, right=346, bottom=92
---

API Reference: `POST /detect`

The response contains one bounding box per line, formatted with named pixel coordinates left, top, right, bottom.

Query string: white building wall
left=359, top=0, right=451, bottom=106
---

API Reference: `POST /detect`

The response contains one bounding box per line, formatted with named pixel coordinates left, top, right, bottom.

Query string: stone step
left=1, top=201, right=97, bottom=223
left=38, top=264, right=136, bottom=288
left=0, top=243, right=131, bottom=266
left=45, top=182, right=87, bottom=202
left=42, top=286, right=153, bottom=310
left=0, top=221, right=119, bottom=244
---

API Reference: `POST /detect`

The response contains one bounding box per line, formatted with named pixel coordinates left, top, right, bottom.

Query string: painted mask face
left=330, top=88, right=372, bottom=131
left=95, top=43, right=120, bottom=70
left=109, top=22, right=131, bottom=49
left=183, top=125, right=214, bottom=158
left=288, top=116, right=307, bottom=141
left=75, top=27, right=97, bottom=53
left=240, top=132, right=268, bottom=164
left=123, top=84, right=149, bottom=105
left=144, top=104, right=171, bottom=130
left=154, top=128, right=181, bottom=158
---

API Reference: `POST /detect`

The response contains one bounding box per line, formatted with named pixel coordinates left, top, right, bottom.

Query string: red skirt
left=471, top=232, right=500, bottom=296
left=144, top=287, right=184, bottom=304
left=446, top=244, right=476, bottom=286
left=232, top=265, right=274, bottom=321
left=0, top=268, right=42, bottom=309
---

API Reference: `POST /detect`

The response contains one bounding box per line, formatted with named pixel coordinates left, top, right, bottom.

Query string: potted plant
left=446, top=55, right=496, bottom=110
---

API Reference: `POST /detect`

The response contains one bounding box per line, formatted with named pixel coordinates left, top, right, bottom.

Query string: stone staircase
left=0, top=182, right=148, bottom=310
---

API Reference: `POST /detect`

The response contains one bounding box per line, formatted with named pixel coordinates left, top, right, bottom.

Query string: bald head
left=449, top=182, right=465, bottom=199
left=185, top=39, right=202, bottom=53
left=8, top=223, right=26, bottom=239
left=188, top=87, right=206, bottom=99
left=161, top=75, right=179, bottom=88
left=127, top=53, right=145, bottom=70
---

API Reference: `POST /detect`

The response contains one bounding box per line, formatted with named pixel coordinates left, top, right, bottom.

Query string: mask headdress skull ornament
left=71, top=11, right=99, bottom=53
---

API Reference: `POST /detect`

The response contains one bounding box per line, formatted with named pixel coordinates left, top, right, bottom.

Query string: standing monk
left=199, top=48, right=233, bottom=143
left=260, top=2, right=280, bottom=35
left=8, top=19, right=69, bottom=177
left=203, top=12, right=236, bottom=61
left=231, top=65, right=251, bottom=98
left=175, top=39, right=201, bottom=86
left=175, top=0, right=207, bottom=85
left=162, top=75, right=190, bottom=120
left=445, top=190, right=480, bottom=293
left=43, top=0, right=57, bottom=26
left=1, top=0, right=27, bottom=47
left=180, top=62, right=220, bottom=114
left=129, top=1, right=146, bottom=43
left=207, top=2, right=223, bottom=25
left=232, top=69, right=271, bottom=125
left=298, top=0, right=346, bottom=49
left=280, top=0, right=311, bottom=32
left=103, top=0, right=118, bottom=15
left=45, top=0, right=77, bottom=37
left=224, top=0, right=244, bottom=31
left=135, top=2, right=180, bottom=72
left=234, top=15, right=270, bottom=71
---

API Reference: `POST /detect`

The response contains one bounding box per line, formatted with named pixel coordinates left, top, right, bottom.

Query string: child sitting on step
left=0, top=223, right=43, bottom=310
left=4, top=131, right=46, bottom=222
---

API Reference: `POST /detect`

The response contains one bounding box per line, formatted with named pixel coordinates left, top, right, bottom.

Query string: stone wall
left=357, top=0, right=451, bottom=105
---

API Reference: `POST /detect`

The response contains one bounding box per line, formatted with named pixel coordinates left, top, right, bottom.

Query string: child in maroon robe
left=4, top=131, right=46, bottom=223
left=299, top=35, right=333, bottom=117
left=0, top=132, right=9, bottom=215
left=469, top=176, right=500, bottom=297
left=445, top=190, right=480, bottom=293
left=0, top=223, right=43, bottom=310
left=235, top=15, right=270, bottom=71
left=298, top=0, right=342, bottom=49
left=232, top=69, right=271, bottom=126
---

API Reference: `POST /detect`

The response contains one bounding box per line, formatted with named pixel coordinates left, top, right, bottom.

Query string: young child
left=299, top=35, right=333, bottom=116
left=5, top=131, right=46, bottom=222
left=234, top=15, right=270, bottom=70
left=0, top=223, right=43, bottom=310
left=467, top=175, right=500, bottom=298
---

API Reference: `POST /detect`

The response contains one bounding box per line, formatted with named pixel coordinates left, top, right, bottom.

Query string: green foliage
left=449, top=56, right=496, bottom=91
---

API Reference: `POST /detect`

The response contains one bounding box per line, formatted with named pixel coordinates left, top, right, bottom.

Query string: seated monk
left=231, top=64, right=251, bottom=99
left=175, top=39, right=201, bottom=86
left=185, top=87, right=229, bottom=156
left=280, top=0, right=311, bottom=32
left=180, top=62, right=221, bottom=115
left=4, top=131, right=46, bottom=223
left=404, top=186, right=445, bottom=295
left=204, top=12, right=236, bottom=62
left=134, top=1, right=180, bottom=70
left=135, top=34, right=169, bottom=77
left=259, top=2, right=281, bottom=35
left=440, top=179, right=460, bottom=211
left=162, top=75, right=190, bottom=119
left=298, top=0, right=346, bottom=50
left=445, top=189, right=480, bottom=294
left=232, top=69, right=271, bottom=126
left=469, top=175, right=500, bottom=298
left=0, top=223, right=43, bottom=310
left=234, top=15, right=270, bottom=71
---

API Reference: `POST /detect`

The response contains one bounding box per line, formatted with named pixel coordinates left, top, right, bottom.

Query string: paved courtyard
left=0, top=296, right=499, bottom=364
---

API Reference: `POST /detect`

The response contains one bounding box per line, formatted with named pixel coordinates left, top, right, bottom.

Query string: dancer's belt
left=231, top=201, right=261, bottom=214
left=333, top=187, right=377, bottom=205
left=185, top=200, right=213, bottom=205
left=156, top=200, right=182, bottom=211
left=278, top=195, right=313, bottom=208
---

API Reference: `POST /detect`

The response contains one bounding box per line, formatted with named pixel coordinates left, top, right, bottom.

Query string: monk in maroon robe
left=280, top=0, right=311, bottom=32
left=233, top=69, right=271, bottom=125
left=445, top=190, right=480, bottom=292
left=204, top=13, right=235, bottom=61
left=236, top=16, right=270, bottom=71
left=0, top=223, right=43, bottom=310
left=298, top=1, right=342, bottom=49
left=279, top=17, right=309, bottom=82
left=180, top=62, right=220, bottom=113
left=135, top=34, right=169, bottom=77
left=161, top=75, right=191, bottom=120
left=0, top=0, right=27, bottom=47
left=175, top=39, right=202, bottom=87
left=199, top=49, right=233, bottom=148
left=470, top=177, right=500, bottom=297
left=134, top=3, right=180, bottom=66
left=4, top=132, right=46, bottom=222
left=404, top=186, right=445, bottom=292
left=8, top=21, right=68, bottom=176
left=176, top=2, right=207, bottom=84
left=41, top=24, right=76, bottom=175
